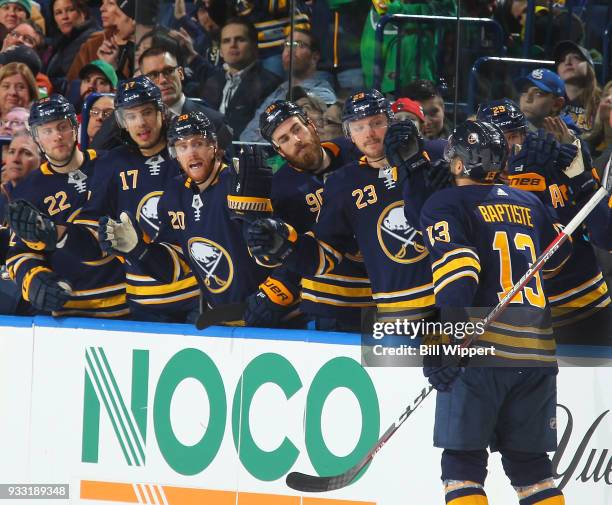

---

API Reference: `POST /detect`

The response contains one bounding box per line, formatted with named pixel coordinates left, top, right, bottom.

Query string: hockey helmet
left=259, top=100, right=309, bottom=145
left=476, top=98, right=526, bottom=134
left=342, top=89, right=393, bottom=137
left=444, top=120, right=508, bottom=181
left=114, top=75, right=164, bottom=128
left=167, top=111, right=217, bottom=158
left=29, top=94, right=77, bottom=130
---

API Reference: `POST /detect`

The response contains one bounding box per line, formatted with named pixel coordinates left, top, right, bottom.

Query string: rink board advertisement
left=0, top=316, right=611, bottom=504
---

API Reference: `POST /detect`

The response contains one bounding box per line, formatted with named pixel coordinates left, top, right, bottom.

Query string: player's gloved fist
left=423, top=364, right=462, bottom=392
left=424, top=159, right=452, bottom=191
left=247, top=218, right=297, bottom=264
left=23, top=268, right=72, bottom=312
left=244, top=276, right=298, bottom=327
left=507, top=130, right=560, bottom=183
left=98, top=212, right=147, bottom=259
left=7, top=199, right=58, bottom=251
left=227, top=145, right=273, bottom=222
left=384, top=120, right=428, bottom=177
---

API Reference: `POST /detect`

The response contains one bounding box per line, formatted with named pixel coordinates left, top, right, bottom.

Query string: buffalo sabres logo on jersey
left=136, top=191, right=163, bottom=233
left=188, top=237, right=233, bottom=293
left=67, top=169, right=88, bottom=193
left=377, top=201, right=428, bottom=264
left=144, top=154, right=164, bottom=176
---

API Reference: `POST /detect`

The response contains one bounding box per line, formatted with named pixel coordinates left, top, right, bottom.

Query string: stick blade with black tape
left=195, top=302, right=247, bottom=330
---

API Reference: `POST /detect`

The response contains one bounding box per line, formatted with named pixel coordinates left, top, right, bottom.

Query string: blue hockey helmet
left=476, top=98, right=526, bottom=134
left=167, top=111, right=217, bottom=158
left=342, top=89, right=393, bottom=137
left=114, top=75, right=164, bottom=128
left=259, top=100, right=309, bottom=145
left=29, top=94, right=77, bottom=130
left=444, top=120, right=508, bottom=181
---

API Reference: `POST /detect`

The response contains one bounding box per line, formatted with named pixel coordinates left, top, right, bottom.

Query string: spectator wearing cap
left=554, top=40, right=601, bottom=133
left=403, top=79, right=449, bottom=140
left=391, top=97, right=425, bottom=134
left=45, top=0, right=99, bottom=94
left=95, top=0, right=135, bottom=80
left=67, top=0, right=131, bottom=81
left=199, top=17, right=282, bottom=138
left=515, top=67, right=577, bottom=143
left=240, top=29, right=336, bottom=142
left=0, top=61, right=37, bottom=120
left=0, top=43, right=50, bottom=96
left=0, top=0, right=30, bottom=33
left=78, top=59, right=117, bottom=106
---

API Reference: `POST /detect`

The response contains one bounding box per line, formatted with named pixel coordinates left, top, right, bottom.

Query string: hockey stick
left=195, top=302, right=247, bottom=330
left=286, top=175, right=612, bottom=493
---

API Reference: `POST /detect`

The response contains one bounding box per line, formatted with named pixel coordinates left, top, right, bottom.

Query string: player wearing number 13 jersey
left=420, top=121, right=569, bottom=505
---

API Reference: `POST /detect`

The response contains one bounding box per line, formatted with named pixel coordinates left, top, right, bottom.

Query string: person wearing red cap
left=391, top=97, right=425, bottom=134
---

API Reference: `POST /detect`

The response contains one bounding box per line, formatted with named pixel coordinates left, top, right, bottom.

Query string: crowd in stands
left=0, top=0, right=611, bottom=328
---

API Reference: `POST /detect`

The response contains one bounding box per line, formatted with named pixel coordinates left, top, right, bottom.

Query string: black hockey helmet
left=167, top=111, right=217, bottom=158
left=444, top=120, right=508, bottom=181
left=29, top=94, right=77, bottom=130
left=259, top=100, right=309, bottom=145
left=342, top=89, right=393, bottom=137
left=114, top=75, right=164, bottom=128
left=476, top=98, right=526, bottom=134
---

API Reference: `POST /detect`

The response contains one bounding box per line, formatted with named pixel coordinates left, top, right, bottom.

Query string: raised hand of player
left=7, top=199, right=58, bottom=251
left=384, top=120, right=428, bottom=177
left=507, top=129, right=559, bottom=182
left=98, top=212, right=147, bottom=259
left=244, top=276, right=299, bottom=327
left=227, top=145, right=273, bottom=222
left=247, top=218, right=297, bottom=264
left=25, top=269, right=72, bottom=312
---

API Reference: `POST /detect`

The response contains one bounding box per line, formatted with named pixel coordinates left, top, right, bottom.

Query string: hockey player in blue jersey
left=477, top=99, right=611, bottom=341
left=97, top=111, right=271, bottom=317
left=57, top=76, right=200, bottom=322
left=254, top=99, right=371, bottom=330
left=420, top=120, right=569, bottom=505
left=5, top=95, right=128, bottom=317
left=246, top=89, right=435, bottom=324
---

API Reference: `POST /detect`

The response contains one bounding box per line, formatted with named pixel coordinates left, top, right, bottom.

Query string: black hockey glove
left=424, top=159, right=452, bottom=191
left=23, top=268, right=72, bottom=312
left=98, top=212, right=148, bottom=261
left=247, top=218, right=297, bottom=264
left=384, top=120, right=428, bottom=177
left=244, top=276, right=299, bottom=327
left=7, top=199, right=58, bottom=251
left=227, top=145, right=273, bottom=222
left=507, top=130, right=560, bottom=182
left=423, top=365, right=462, bottom=392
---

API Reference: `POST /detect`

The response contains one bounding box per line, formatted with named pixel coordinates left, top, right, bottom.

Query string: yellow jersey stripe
left=548, top=273, right=605, bottom=303
left=433, top=257, right=481, bottom=284
left=434, top=271, right=479, bottom=295
left=480, top=331, right=556, bottom=351
left=431, top=247, right=479, bottom=270
left=301, top=293, right=375, bottom=307
left=301, top=278, right=372, bottom=297
left=126, top=276, right=198, bottom=295
left=131, top=289, right=200, bottom=305
left=63, top=293, right=127, bottom=309
left=372, top=282, right=433, bottom=299
left=375, top=294, right=435, bottom=309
